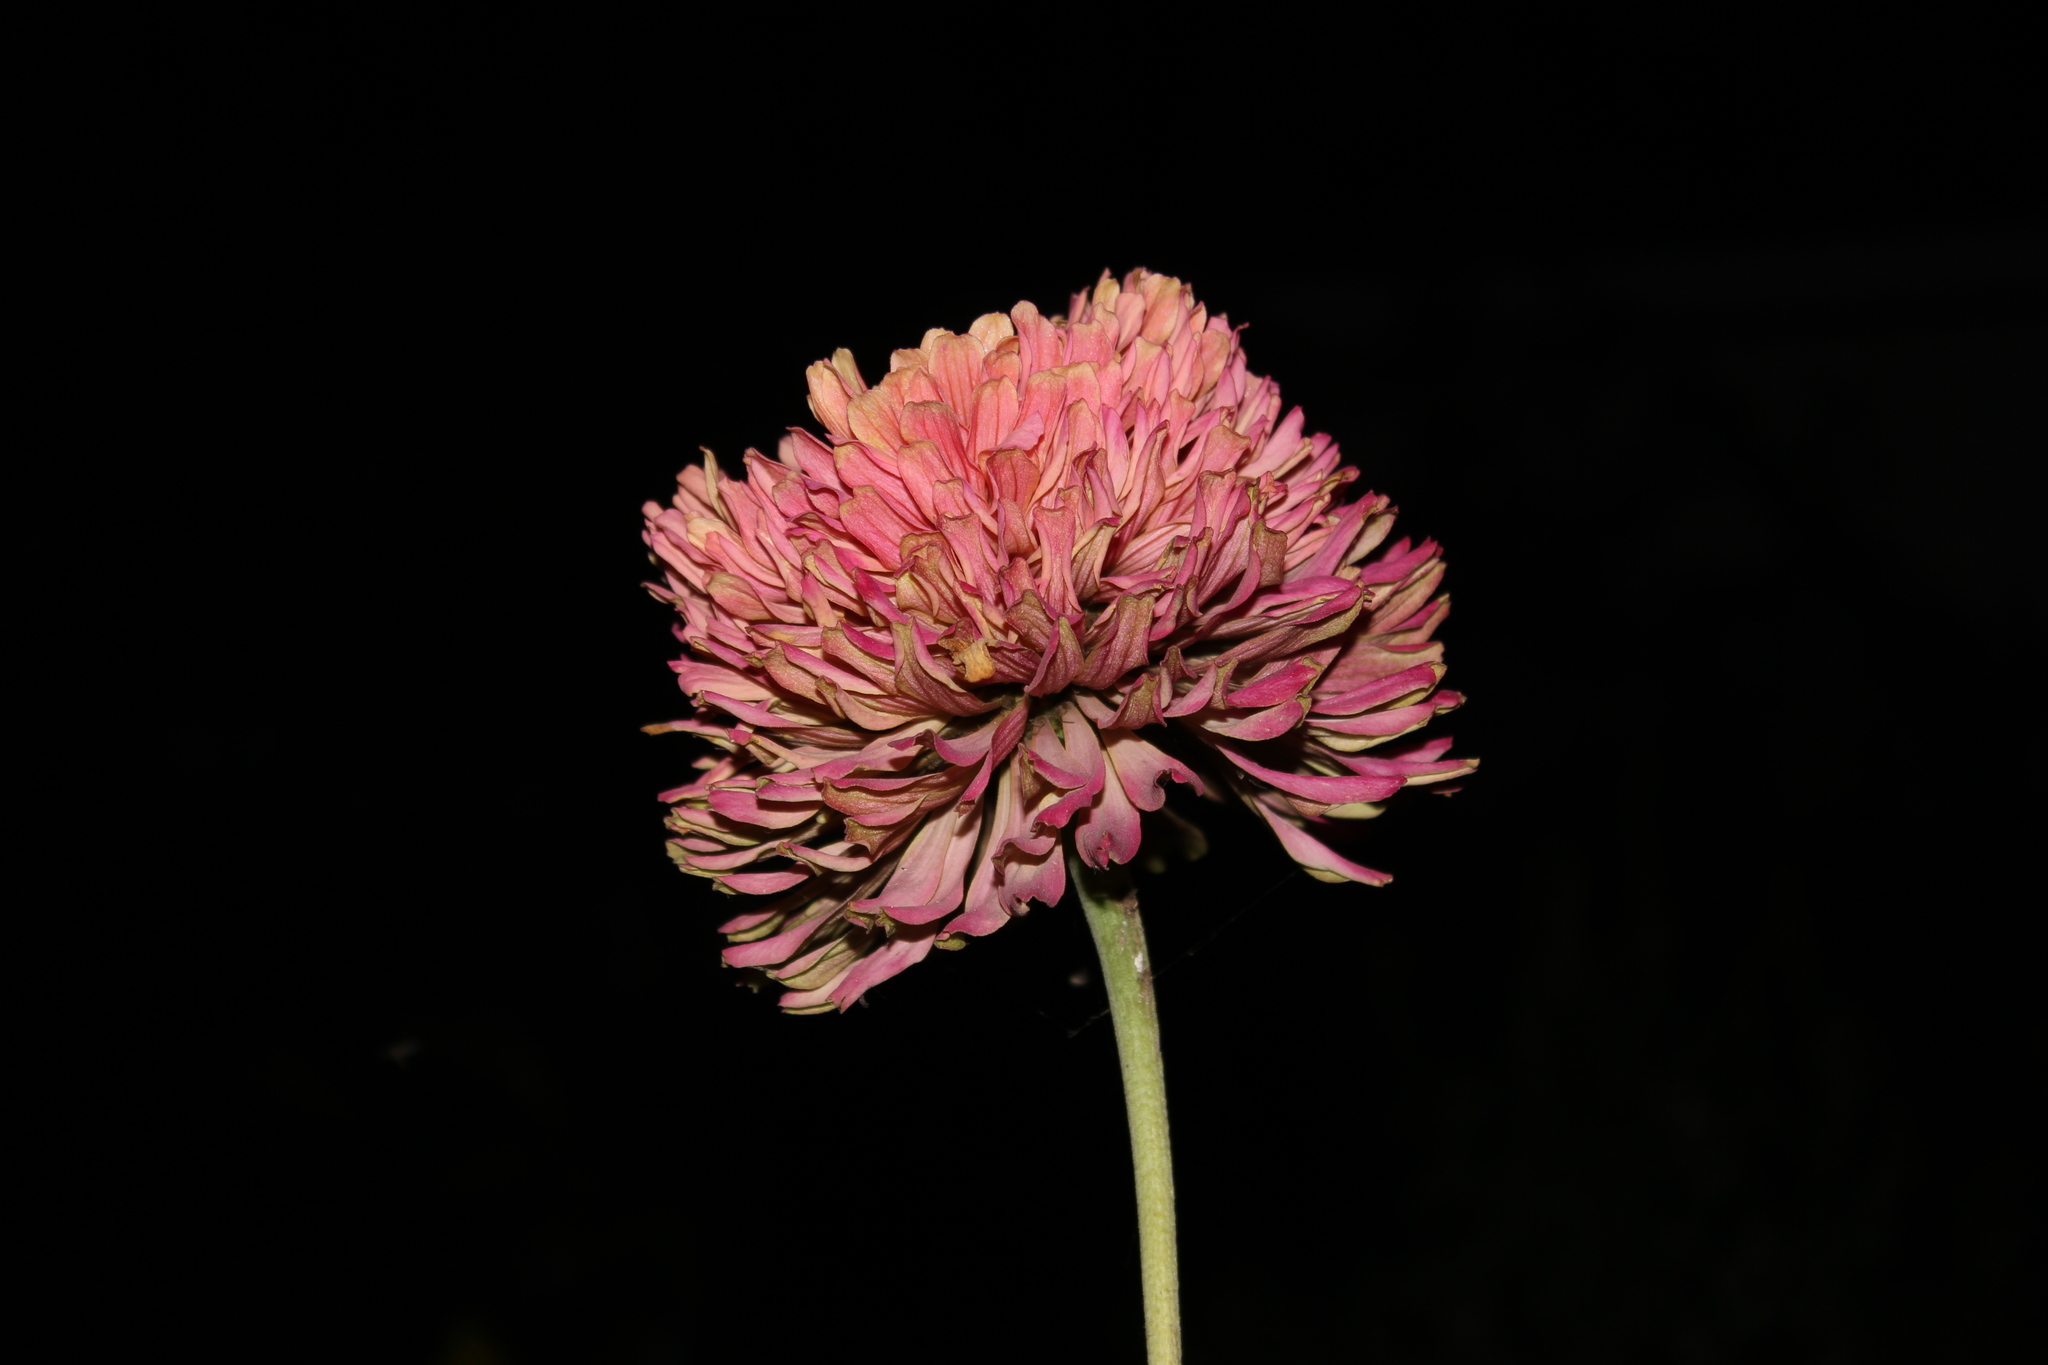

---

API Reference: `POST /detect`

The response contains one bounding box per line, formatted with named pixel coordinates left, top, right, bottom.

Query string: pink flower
left=644, top=270, right=1475, bottom=1013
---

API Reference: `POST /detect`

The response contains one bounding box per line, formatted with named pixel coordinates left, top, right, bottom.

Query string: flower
left=643, top=269, right=1474, bottom=1013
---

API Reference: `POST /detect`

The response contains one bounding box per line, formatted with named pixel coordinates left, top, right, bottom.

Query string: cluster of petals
left=644, top=269, right=1474, bottom=1013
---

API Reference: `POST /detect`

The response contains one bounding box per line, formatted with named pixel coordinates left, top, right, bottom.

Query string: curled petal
left=1025, top=616, right=1083, bottom=696
left=706, top=785, right=822, bottom=829
left=723, top=897, right=841, bottom=968
left=955, top=758, right=1070, bottom=940
left=1074, top=754, right=1142, bottom=868
left=1198, top=697, right=1311, bottom=741
left=718, top=869, right=813, bottom=896
left=829, top=926, right=943, bottom=1011
left=1030, top=704, right=1107, bottom=830
left=672, top=660, right=775, bottom=701
left=1208, top=740, right=1406, bottom=804
left=853, top=800, right=983, bottom=925
left=1320, top=736, right=1479, bottom=786
left=1227, top=659, right=1321, bottom=709
left=1311, top=662, right=1444, bottom=716
left=1246, top=798, right=1394, bottom=886
left=1103, top=731, right=1206, bottom=809
left=1073, top=591, right=1156, bottom=689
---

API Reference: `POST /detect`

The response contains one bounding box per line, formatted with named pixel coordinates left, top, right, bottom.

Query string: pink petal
left=775, top=971, right=854, bottom=1014
left=1073, top=591, right=1156, bottom=689
left=679, top=842, right=783, bottom=872
left=828, top=927, right=942, bottom=1010
left=1320, top=741, right=1477, bottom=786
left=1198, top=697, right=1311, bottom=741
left=723, top=902, right=838, bottom=968
left=697, top=691, right=831, bottom=730
left=719, top=869, right=813, bottom=895
left=1248, top=800, right=1394, bottom=886
left=716, top=907, right=782, bottom=936
left=1024, top=616, right=1083, bottom=696
left=839, top=487, right=915, bottom=570
left=1103, top=731, right=1206, bottom=809
left=957, top=702, right=1029, bottom=807
left=780, top=840, right=877, bottom=872
left=852, top=801, right=983, bottom=925
left=1304, top=699, right=1442, bottom=738
left=1103, top=670, right=1168, bottom=730
left=1031, top=705, right=1107, bottom=830
left=671, top=660, right=775, bottom=701
left=1311, top=662, right=1444, bottom=717
left=1163, top=662, right=1233, bottom=717
left=1074, top=754, right=1143, bottom=868
left=1209, top=741, right=1405, bottom=803
left=955, top=761, right=1068, bottom=937
left=706, top=786, right=823, bottom=829
left=1226, top=658, right=1321, bottom=709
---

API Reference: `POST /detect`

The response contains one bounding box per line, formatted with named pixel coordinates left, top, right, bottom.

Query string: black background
left=89, top=17, right=2043, bottom=1364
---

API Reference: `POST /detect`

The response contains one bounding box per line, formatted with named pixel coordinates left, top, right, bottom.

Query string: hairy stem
left=1071, top=854, right=1180, bottom=1365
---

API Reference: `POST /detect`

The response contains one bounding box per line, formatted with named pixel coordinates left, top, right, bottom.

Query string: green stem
left=1071, top=854, right=1180, bottom=1365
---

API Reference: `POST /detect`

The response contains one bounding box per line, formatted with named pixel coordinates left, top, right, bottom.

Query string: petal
left=1073, top=754, right=1143, bottom=868
left=838, top=486, right=915, bottom=569
left=1198, top=697, right=1311, bottom=741
left=1209, top=740, right=1405, bottom=804
left=1311, top=662, right=1444, bottom=717
left=671, top=660, right=776, bottom=701
left=956, top=756, right=1071, bottom=935
left=723, top=899, right=840, bottom=968
left=1103, top=731, right=1206, bottom=809
left=1103, top=670, right=1168, bottom=730
left=828, top=926, right=942, bottom=1010
left=1031, top=705, right=1107, bottom=830
left=1024, top=616, right=1083, bottom=696
left=1319, top=741, right=1478, bottom=787
left=1163, top=661, right=1234, bottom=718
left=718, top=869, right=813, bottom=895
left=1247, top=800, right=1394, bottom=886
left=1225, top=658, right=1321, bottom=709
left=956, top=702, right=1029, bottom=807
left=704, top=786, right=822, bottom=830
left=851, top=800, right=984, bottom=925
left=700, top=692, right=827, bottom=730
left=1073, top=591, right=1156, bottom=690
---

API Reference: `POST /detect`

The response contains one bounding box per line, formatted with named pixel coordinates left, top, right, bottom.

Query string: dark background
left=91, top=18, right=2043, bottom=1364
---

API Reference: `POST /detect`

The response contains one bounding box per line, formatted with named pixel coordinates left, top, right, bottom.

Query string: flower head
left=644, top=270, right=1474, bottom=1013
